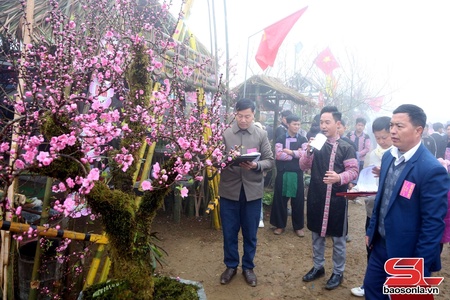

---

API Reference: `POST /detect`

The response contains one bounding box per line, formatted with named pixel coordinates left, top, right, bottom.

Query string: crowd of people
left=217, top=99, right=450, bottom=299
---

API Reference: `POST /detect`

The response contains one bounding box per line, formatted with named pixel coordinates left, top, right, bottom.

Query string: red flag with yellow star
left=314, top=47, right=339, bottom=75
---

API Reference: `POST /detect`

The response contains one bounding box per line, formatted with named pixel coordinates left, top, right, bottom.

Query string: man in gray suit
left=218, top=99, right=274, bottom=287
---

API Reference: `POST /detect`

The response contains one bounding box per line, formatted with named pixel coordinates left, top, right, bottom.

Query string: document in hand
left=356, top=165, right=378, bottom=192
left=230, top=152, right=261, bottom=166
left=310, top=133, right=327, bottom=151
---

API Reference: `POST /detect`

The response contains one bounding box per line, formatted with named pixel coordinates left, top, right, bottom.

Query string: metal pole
left=206, top=0, right=214, bottom=55
left=223, top=0, right=230, bottom=113
left=211, top=0, right=219, bottom=84
left=243, top=30, right=263, bottom=98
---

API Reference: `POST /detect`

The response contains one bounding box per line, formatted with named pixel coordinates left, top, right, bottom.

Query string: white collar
left=390, top=141, right=421, bottom=166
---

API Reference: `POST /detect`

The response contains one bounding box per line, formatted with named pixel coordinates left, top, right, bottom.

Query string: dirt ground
left=152, top=199, right=450, bottom=300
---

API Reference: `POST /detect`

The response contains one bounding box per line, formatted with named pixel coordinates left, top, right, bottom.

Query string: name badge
left=247, top=148, right=257, bottom=154
left=399, top=180, right=415, bottom=199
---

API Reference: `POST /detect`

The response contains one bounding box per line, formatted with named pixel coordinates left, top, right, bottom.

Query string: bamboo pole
left=1, top=1, right=35, bottom=298
left=189, top=28, right=221, bottom=227
left=0, top=221, right=108, bottom=244
left=84, top=242, right=106, bottom=288
left=28, top=177, right=52, bottom=300
left=134, top=82, right=160, bottom=206
left=212, top=175, right=221, bottom=229
left=1, top=231, right=10, bottom=299
left=98, top=256, right=111, bottom=283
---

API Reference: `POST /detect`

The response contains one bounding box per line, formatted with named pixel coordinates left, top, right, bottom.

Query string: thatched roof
left=232, top=75, right=315, bottom=111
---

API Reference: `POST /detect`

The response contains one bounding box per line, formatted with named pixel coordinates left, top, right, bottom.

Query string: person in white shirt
left=350, top=116, right=393, bottom=297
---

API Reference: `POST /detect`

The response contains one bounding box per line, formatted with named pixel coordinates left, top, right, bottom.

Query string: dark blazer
left=366, top=143, right=450, bottom=275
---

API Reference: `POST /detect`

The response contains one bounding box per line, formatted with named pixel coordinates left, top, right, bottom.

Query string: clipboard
left=230, top=152, right=261, bottom=166
left=336, top=191, right=377, bottom=200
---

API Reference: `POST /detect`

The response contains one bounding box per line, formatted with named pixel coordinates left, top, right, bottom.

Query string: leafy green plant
left=262, top=190, right=273, bottom=206
left=82, top=276, right=200, bottom=300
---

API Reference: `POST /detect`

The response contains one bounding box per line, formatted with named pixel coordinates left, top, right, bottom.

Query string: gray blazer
left=219, top=122, right=274, bottom=201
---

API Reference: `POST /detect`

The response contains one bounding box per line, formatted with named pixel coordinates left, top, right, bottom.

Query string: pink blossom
left=58, top=182, right=67, bottom=192
left=14, top=159, right=25, bottom=169
left=14, top=100, right=25, bottom=113
left=87, top=168, right=100, bottom=181
left=63, top=196, right=76, bottom=217
left=66, top=178, right=75, bottom=188
left=68, top=21, right=76, bottom=29
left=177, top=137, right=190, bottom=150
left=0, top=142, right=9, bottom=152
left=141, top=180, right=153, bottom=191
left=152, top=162, right=160, bottom=179
left=80, top=207, right=91, bottom=216
left=36, top=151, right=52, bottom=165
left=22, top=150, right=36, bottom=163
left=182, top=66, right=192, bottom=76
left=15, top=206, right=22, bottom=215
left=153, top=60, right=162, bottom=68
left=180, top=186, right=189, bottom=198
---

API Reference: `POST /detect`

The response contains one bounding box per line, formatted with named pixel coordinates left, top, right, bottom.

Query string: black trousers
left=269, top=171, right=305, bottom=230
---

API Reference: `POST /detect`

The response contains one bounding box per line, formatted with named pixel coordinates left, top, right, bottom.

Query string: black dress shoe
left=242, top=269, right=257, bottom=287
left=302, top=266, right=325, bottom=282
left=325, top=273, right=343, bottom=290
left=220, top=267, right=237, bottom=284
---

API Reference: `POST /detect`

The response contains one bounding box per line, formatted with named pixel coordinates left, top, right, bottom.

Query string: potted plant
left=0, top=0, right=229, bottom=299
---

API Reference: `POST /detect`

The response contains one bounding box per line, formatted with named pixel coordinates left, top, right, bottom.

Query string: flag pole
left=243, top=29, right=263, bottom=98
left=223, top=0, right=230, bottom=113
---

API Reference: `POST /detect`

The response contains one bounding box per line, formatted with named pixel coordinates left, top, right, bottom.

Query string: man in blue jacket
left=364, top=104, right=450, bottom=299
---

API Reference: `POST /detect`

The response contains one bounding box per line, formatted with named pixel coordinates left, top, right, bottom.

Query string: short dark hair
left=307, top=114, right=321, bottom=139
left=392, top=104, right=426, bottom=128
left=433, top=122, right=444, bottom=131
left=280, top=110, right=293, bottom=118
left=320, top=106, right=341, bottom=122
left=286, top=114, right=300, bottom=124
left=340, top=119, right=346, bottom=127
left=356, top=117, right=367, bottom=125
left=372, top=116, right=391, bottom=133
left=311, top=114, right=320, bottom=125
left=235, top=98, right=255, bottom=112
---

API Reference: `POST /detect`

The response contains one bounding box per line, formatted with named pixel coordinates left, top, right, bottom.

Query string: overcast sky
left=172, top=0, right=450, bottom=124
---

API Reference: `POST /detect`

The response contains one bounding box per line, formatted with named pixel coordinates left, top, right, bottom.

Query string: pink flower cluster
left=1, top=0, right=232, bottom=254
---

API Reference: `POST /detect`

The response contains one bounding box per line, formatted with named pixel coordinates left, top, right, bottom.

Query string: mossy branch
left=86, top=181, right=137, bottom=253
left=136, top=158, right=177, bottom=222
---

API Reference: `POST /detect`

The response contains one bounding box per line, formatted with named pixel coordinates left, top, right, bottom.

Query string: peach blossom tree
left=0, top=0, right=230, bottom=298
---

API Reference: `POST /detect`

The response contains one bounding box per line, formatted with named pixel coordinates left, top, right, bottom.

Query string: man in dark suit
left=363, top=104, right=450, bottom=299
